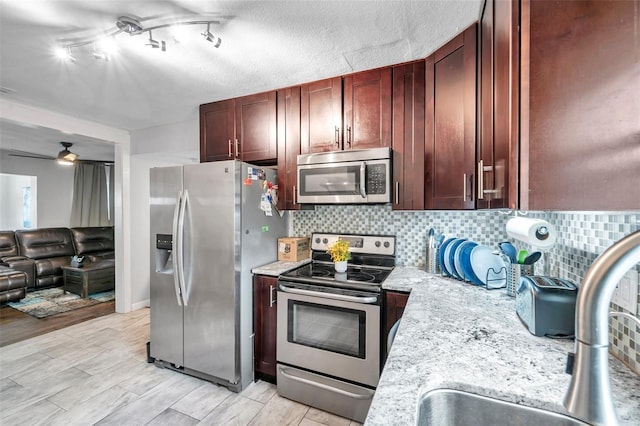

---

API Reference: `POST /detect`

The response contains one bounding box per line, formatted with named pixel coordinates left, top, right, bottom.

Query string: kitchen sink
left=417, top=389, right=588, bottom=426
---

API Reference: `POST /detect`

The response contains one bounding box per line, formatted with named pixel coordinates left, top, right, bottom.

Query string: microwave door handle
left=359, top=161, right=367, bottom=198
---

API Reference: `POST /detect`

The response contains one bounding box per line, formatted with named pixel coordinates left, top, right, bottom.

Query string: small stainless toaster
left=515, top=276, right=578, bottom=337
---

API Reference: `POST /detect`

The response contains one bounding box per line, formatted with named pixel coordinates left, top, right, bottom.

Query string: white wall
left=128, top=116, right=199, bottom=309
left=0, top=151, right=74, bottom=228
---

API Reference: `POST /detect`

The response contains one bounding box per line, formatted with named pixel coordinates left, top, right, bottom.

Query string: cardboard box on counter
left=278, top=237, right=310, bottom=261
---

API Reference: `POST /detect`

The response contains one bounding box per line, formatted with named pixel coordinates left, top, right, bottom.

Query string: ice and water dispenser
left=155, top=234, right=173, bottom=274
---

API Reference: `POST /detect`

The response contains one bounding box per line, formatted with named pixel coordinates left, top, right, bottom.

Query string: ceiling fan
left=7, top=142, right=114, bottom=165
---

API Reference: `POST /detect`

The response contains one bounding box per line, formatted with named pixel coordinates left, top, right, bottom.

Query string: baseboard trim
left=131, top=299, right=150, bottom=311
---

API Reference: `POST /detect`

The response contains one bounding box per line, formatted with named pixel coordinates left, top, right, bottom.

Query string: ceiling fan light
left=57, top=158, right=75, bottom=166
left=57, top=149, right=78, bottom=162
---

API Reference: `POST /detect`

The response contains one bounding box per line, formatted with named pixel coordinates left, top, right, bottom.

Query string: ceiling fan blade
left=76, top=159, right=115, bottom=165
left=7, top=150, right=56, bottom=160
left=6, top=150, right=113, bottom=164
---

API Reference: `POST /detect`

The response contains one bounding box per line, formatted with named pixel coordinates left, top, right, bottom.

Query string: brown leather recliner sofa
left=0, top=226, right=114, bottom=292
left=70, top=227, right=115, bottom=262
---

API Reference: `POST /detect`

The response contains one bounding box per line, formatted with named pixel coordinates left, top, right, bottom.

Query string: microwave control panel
left=366, top=164, right=387, bottom=194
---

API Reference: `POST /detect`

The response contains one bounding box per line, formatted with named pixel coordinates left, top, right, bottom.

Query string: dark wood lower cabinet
left=383, top=290, right=409, bottom=363
left=253, top=275, right=278, bottom=382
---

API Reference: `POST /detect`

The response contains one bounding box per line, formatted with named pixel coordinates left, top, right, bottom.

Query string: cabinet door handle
left=347, top=126, right=352, bottom=147
left=292, top=185, right=297, bottom=205
left=335, top=126, right=340, bottom=146
left=477, top=160, right=484, bottom=200
left=463, top=173, right=467, bottom=202
left=235, top=139, right=239, bottom=158
left=228, top=140, right=233, bottom=159
left=269, top=285, right=276, bottom=307
left=395, top=181, right=400, bottom=205
left=478, top=160, right=499, bottom=198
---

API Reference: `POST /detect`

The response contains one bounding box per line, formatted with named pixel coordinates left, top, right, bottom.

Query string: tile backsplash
left=291, top=206, right=640, bottom=376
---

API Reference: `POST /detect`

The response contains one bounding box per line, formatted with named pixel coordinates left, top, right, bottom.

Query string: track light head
left=146, top=30, right=160, bottom=48
left=56, top=46, right=76, bottom=62
left=92, top=43, right=110, bottom=61
left=202, top=23, right=222, bottom=47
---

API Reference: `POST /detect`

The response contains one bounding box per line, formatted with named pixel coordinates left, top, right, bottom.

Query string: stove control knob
left=323, top=238, right=328, bottom=244
left=315, top=237, right=321, bottom=244
left=383, top=241, right=390, bottom=248
left=375, top=241, right=381, bottom=247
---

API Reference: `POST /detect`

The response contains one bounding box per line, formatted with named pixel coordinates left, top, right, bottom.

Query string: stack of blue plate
left=437, top=239, right=506, bottom=287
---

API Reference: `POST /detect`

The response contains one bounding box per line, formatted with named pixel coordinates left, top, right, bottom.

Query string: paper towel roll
left=506, top=217, right=557, bottom=249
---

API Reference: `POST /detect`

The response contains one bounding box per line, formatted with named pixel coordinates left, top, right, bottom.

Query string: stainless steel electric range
left=276, top=233, right=396, bottom=423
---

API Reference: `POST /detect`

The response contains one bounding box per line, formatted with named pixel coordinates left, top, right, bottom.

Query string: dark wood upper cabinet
left=425, top=24, right=477, bottom=210
left=477, top=0, right=519, bottom=210
left=520, top=0, right=640, bottom=210
left=200, top=99, right=235, bottom=162
left=200, top=91, right=277, bottom=164
left=343, top=68, right=392, bottom=150
left=301, top=70, right=392, bottom=154
left=392, top=61, right=425, bottom=210
left=235, top=91, right=277, bottom=163
left=276, top=87, right=301, bottom=211
left=253, top=275, right=278, bottom=382
left=300, top=77, right=343, bottom=154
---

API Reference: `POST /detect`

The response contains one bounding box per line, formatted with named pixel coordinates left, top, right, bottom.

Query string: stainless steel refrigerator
left=149, top=160, right=287, bottom=392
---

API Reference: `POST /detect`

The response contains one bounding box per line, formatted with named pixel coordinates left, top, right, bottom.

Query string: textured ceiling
left=0, top=0, right=482, bottom=158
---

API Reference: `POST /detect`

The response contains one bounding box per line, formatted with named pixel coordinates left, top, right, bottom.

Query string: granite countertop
left=367, top=266, right=640, bottom=425
left=251, top=258, right=311, bottom=277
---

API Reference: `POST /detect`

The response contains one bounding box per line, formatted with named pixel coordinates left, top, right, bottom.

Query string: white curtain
left=70, top=163, right=109, bottom=227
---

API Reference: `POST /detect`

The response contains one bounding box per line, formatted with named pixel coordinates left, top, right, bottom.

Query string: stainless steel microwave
left=296, top=147, right=391, bottom=204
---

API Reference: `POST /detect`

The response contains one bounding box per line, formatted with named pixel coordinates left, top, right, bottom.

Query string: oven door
left=277, top=282, right=381, bottom=387
left=297, top=159, right=390, bottom=204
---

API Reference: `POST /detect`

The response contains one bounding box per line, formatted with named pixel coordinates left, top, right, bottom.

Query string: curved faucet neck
left=564, top=230, right=640, bottom=426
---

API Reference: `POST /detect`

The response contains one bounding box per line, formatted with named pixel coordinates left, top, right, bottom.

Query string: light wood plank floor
left=0, top=308, right=362, bottom=426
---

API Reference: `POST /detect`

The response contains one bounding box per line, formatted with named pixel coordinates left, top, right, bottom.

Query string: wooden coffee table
left=62, top=259, right=115, bottom=298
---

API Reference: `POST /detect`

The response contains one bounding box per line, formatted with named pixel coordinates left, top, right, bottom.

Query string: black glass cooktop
left=280, top=261, right=392, bottom=289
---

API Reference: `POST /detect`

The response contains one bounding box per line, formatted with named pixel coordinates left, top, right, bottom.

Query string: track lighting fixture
left=55, top=15, right=222, bottom=63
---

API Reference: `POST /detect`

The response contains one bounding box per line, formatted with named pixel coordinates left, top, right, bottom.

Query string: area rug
left=7, top=288, right=115, bottom=319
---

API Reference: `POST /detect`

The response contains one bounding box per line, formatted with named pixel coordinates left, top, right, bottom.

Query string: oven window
left=299, top=165, right=361, bottom=196
left=287, top=300, right=366, bottom=358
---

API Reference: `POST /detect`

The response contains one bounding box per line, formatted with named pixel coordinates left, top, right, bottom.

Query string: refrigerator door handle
left=177, top=189, right=189, bottom=306
left=172, top=190, right=184, bottom=306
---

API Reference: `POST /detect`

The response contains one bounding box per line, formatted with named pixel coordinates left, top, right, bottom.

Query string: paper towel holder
left=503, top=212, right=557, bottom=276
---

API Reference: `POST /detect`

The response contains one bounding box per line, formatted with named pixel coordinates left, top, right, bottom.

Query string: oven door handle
left=359, top=161, right=367, bottom=198
left=278, top=283, right=378, bottom=304
left=279, top=367, right=375, bottom=400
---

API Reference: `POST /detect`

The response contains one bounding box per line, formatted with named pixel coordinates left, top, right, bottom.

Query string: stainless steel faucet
left=563, top=230, right=640, bottom=426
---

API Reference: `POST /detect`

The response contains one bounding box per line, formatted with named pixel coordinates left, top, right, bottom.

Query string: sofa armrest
left=2, top=257, right=36, bottom=289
